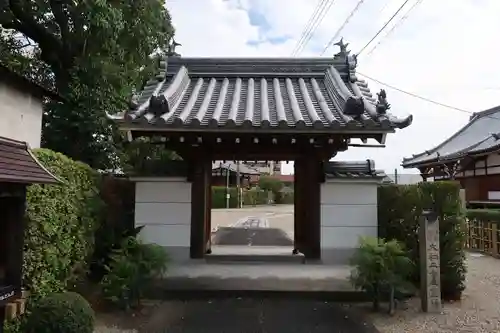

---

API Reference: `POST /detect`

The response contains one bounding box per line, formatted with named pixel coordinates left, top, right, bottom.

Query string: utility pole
left=224, top=162, right=230, bottom=208
left=236, top=160, right=241, bottom=208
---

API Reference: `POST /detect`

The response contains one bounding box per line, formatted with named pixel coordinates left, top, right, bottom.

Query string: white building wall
left=133, top=177, right=192, bottom=262
left=320, top=179, right=379, bottom=264
left=0, top=81, right=44, bottom=148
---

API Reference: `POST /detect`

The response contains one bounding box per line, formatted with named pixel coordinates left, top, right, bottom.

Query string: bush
left=466, top=208, right=500, bottom=223
left=24, top=149, right=103, bottom=298
left=350, top=237, right=414, bottom=313
left=25, top=292, right=95, bottom=333
left=211, top=186, right=238, bottom=208
left=101, top=235, right=169, bottom=310
left=242, top=187, right=268, bottom=206
left=378, top=181, right=467, bottom=301
left=89, top=175, right=136, bottom=281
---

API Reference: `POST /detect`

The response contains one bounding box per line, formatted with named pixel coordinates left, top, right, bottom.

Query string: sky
left=165, top=0, right=500, bottom=174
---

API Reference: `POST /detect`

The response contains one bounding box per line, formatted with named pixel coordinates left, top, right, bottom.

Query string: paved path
left=212, top=213, right=293, bottom=246
left=212, top=205, right=294, bottom=238
left=142, top=299, right=379, bottom=333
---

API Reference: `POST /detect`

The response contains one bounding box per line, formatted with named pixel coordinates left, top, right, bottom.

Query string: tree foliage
left=0, top=0, right=175, bottom=169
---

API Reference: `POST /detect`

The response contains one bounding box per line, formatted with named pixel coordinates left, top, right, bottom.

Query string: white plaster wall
left=134, top=178, right=192, bottom=248
left=0, top=81, right=43, bottom=148
left=456, top=153, right=500, bottom=178
left=320, top=180, right=379, bottom=257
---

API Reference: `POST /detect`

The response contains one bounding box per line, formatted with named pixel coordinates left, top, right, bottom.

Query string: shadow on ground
left=141, top=298, right=380, bottom=333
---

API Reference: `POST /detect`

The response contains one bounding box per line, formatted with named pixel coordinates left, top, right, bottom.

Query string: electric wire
left=357, top=0, right=411, bottom=56
left=366, top=0, right=425, bottom=56
left=292, top=0, right=337, bottom=56
left=356, top=72, right=474, bottom=114
left=320, top=0, right=367, bottom=56
left=291, top=0, right=330, bottom=56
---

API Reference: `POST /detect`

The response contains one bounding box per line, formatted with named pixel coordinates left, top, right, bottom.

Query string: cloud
left=166, top=0, right=500, bottom=174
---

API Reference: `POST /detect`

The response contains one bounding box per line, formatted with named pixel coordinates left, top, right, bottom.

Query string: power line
left=366, top=0, right=424, bottom=56
left=356, top=72, right=473, bottom=114
left=291, top=0, right=327, bottom=56
left=357, top=0, right=411, bottom=56
left=291, top=0, right=330, bottom=56
left=321, top=0, right=367, bottom=56
left=292, top=0, right=336, bottom=56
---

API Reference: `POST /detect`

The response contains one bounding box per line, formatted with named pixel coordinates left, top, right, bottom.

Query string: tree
left=258, top=176, right=284, bottom=193
left=0, top=1, right=175, bottom=169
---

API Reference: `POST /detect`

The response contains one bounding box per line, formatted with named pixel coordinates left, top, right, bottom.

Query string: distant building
left=402, top=105, right=500, bottom=204
left=0, top=64, right=58, bottom=148
left=384, top=173, right=423, bottom=185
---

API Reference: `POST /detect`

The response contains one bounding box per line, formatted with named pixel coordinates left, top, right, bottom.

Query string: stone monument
left=419, top=210, right=442, bottom=313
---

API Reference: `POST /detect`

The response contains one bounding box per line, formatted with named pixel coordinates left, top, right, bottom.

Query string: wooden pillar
left=294, top=158, right=306, bottom=254
left=190, top=157, right=211, bottom=259
left=205, top=170, right=212, bottom=254
left=303, top=157, right=321, bottom=259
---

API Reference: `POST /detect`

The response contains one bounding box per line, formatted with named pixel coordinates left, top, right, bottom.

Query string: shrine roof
left=402, top=105, right=500, bottom=168
left=324, top=160, right=386, bottom=179
left=111, top=43, right=412, bottom=134
left=0, top=136, right=60, bottom=184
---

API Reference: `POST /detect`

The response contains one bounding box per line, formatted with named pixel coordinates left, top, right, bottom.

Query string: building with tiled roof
left=110, top=39, right=413, bottom=263
left=402, top=105, right=500, bottom=204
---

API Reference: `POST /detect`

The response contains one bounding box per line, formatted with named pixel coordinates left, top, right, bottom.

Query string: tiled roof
left=0, top=136, right=59, bottom=184
left=0, top=64, right=61, bottom=100
left=112, top=47, right=412, bottom=133
left=212, top=161, right=261, bottom=175
left=402, top=105, right=500, bottom=168
left=324, top=160, right=386, bottom=179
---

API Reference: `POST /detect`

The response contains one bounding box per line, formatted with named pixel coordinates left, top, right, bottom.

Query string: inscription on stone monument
left=420, top=210, right=442, bottom=313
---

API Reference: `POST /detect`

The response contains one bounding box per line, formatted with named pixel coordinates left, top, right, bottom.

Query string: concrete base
left=147, top=262, right=366, bottom=301
left=159, top=262, right=355, bottom=291
left=321, top=248, right=356, bottom=265
left=206, top=245, right=304, bottom=264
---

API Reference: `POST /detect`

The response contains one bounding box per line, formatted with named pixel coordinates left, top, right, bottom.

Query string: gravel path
left=362, top=253, right=500, bottom=333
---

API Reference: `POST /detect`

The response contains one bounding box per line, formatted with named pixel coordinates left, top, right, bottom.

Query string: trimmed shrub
left=25, top=292, right=95, bottom=333
left=24, top=149, right=103, bottom=297
left=101, top=236, right=169, bottom=310
left=467, top=208, right=500, bottom=223
left=378, top=181, right=467, bottom=301
left=350, top=237, right=414, bottom=312
left=211, top=186, right=238, bottom=208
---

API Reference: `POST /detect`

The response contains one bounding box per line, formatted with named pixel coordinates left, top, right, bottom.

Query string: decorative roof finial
left=334, top=38, right=349, bottom=54
left=376, top=89, right=391, bottom=114
left=167, top=36, right=182, bottom=57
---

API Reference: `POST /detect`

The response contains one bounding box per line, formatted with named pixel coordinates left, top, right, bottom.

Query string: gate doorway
left=112, top=47, right=412, bottom=263
left=209, top=161, right=297, bottom=261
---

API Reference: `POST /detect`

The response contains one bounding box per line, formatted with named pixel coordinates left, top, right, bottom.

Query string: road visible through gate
left=211, top=205, right=294, bottom=246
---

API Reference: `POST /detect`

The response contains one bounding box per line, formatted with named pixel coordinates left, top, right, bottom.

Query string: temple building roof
left=111, top=40, right=412, bottom=134
left=324, top=160, right=386, bottom=179
left=402, top=105, right=500, bottom=168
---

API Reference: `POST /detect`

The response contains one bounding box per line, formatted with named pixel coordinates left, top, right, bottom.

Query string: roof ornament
left=167, top=36, right=182, bottom=57
left=344, top=96, right=365, bottom=119
left=376, top=89, right=391, bottom=114
left=149, top=95, right=170, bottom=116
left=334, top=38, right=349, bottom=55
left=333, top=38, right=358, bottom=82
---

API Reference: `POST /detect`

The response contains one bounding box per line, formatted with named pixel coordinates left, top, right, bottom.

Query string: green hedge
left=242, top=188, right=268, bottom=206
left=24, top=149, right=103, bottom=297
left=211, top=186, right=238, bottom=208
left=466, top=208, right=500, bottom=223
left=378, top=181, right=467, bottom=301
